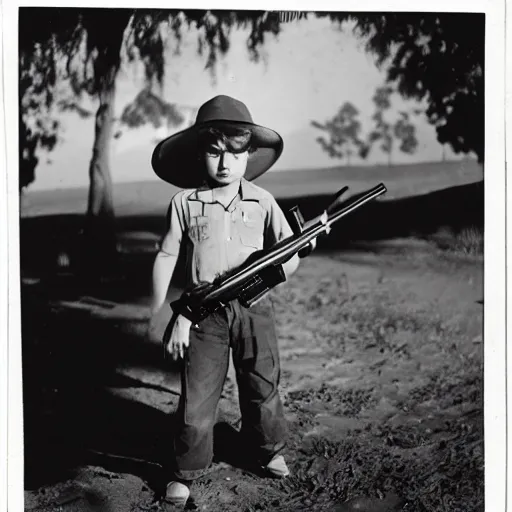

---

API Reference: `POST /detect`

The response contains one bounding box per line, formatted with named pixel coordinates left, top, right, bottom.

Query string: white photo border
left=3, top=1, right=506, bottom=511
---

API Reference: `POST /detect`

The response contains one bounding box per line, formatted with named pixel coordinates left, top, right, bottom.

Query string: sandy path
left=24, top=240, right=483, bottom=511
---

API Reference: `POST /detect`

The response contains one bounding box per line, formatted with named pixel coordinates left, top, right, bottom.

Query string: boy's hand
left=298, top=237, right=317, bottom=258
left=165, top=314, right=193, bottom=360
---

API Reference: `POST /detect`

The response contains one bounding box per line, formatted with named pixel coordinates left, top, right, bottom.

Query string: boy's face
left=204, top=139, right=249, bottom=187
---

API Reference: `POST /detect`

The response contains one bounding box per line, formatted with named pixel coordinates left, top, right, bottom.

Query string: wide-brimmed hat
left=151, top=95, right=283, bottom=188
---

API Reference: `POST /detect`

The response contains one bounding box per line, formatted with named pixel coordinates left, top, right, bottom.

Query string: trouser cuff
left=173, top=467, right=210, bottom=481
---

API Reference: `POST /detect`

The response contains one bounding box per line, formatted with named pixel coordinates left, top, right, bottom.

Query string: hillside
left=21, top=159, right=482, bottom=219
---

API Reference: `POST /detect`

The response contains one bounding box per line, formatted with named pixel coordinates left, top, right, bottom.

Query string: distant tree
left=365, top=86, right=420, bottom=166
left=19, top=8, right=281, bottom=276
left=368, top=86, right=394, bottom=166
left=280, top=11, right=484, bottom=162
left=311, top=101, right=366, bottom=166
left=322, top=12, right=484, bottom=163
left=393, top=112, right=418, bottom=156
left=117, top=87, right=199, bottom=144
left=121, top=88, right=184, bottom=129
left=117, top=88, right=198, bottom=143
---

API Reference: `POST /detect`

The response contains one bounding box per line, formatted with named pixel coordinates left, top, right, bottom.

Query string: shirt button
left=227, top=237, right=232, bottom=241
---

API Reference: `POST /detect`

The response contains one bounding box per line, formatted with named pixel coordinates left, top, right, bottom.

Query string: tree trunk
left=82, top=68, right=118, bottom=279
left=387, top=141, right=393, bottom=167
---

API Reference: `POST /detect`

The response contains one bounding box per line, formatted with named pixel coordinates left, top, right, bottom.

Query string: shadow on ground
left=20, top=181, right=483, bottom=275
left=22, top=285, right=171, bottom=492
left=19, top=181, right=483, bottom=494
left=21, top=280, right=254, bottom=496
left=276, top=180, right=483, bottom=246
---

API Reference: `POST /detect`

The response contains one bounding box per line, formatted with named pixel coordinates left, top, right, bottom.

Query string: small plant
left=427, top=225, right=483, bottom=256
left=454, top=226, right=484, bottom=255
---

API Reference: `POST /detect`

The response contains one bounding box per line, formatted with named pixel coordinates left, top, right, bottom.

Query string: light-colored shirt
left=160, top=178, right=294, bottom=286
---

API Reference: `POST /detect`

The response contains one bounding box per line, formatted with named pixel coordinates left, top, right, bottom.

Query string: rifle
left=171, top=183, right=387, bottom=324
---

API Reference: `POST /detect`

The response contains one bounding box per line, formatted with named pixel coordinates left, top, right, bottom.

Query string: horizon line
left=26, top=157, right=480, bottom=194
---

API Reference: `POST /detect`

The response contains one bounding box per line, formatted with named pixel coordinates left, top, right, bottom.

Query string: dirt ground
left=22, top=237, right=483, bottom=512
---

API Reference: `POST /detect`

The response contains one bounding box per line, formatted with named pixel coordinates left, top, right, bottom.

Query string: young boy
left=150, top=95, right=311, bottom=506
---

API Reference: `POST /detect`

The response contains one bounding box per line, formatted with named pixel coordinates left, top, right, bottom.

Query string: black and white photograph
left=3, top=2, right=507, bottom=511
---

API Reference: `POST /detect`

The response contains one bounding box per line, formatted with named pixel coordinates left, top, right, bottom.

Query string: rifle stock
left=171, top=183, right=387, bottom=323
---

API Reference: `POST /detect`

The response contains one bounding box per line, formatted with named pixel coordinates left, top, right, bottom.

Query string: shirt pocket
left=188, top=215, right=210, bottom=243
left=238, top=208, right=264, bottom=249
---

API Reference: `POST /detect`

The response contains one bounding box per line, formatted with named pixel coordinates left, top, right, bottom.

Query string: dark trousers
left=172, top=297, right=287, bottom=481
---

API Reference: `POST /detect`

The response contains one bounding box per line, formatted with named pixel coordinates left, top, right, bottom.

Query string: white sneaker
left=265, top=454, right=290, bottom=478
left=165, top=481, right=190, bottom=506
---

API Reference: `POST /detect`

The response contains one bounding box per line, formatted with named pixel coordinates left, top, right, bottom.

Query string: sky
left=32, top=16, right=465, bottom=191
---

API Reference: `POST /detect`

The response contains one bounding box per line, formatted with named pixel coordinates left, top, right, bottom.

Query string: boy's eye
left=206, top=147, right=221, bottom=157
left=230, top=147, right=248, bottom=155
left=205, top=148, right=244, bottom=159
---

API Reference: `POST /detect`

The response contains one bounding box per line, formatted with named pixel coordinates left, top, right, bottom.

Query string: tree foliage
left=311, top=102, right=365, bottom=165
left=282, top=11, right=483, bottom=161
left=19, top=8, right=131, bottom=193
left=19, top=8, right=281, bottom=192
left=313, top=86, right=419, bottom=166
left=120, top=88, right=186, bottom=130
left=394, top=112, right=418, bottom=155
left=368, top=86, right=394, bottom=165
left=365, top=86, right=418, bottom=165
left=322, top=12, right=484, bottom=162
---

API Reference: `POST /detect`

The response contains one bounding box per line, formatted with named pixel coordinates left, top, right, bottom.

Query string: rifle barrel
left=202, top=183, right=387, bottom=303
left=327, top=183, right=386, bottom=226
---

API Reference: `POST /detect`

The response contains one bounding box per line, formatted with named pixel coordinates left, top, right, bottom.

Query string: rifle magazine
left=238, top=264, right=286, bottom=308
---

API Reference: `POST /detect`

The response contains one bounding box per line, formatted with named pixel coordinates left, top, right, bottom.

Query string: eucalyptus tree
left=19, top=8, right=280, bottom=273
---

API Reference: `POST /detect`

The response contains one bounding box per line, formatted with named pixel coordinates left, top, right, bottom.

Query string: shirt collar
left=189, top=178, right=261, bottom=204
left=239, top=178, right=262, bottom=201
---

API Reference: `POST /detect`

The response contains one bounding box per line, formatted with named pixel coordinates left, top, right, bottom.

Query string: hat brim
left=151, top=120, right=283, bottom=188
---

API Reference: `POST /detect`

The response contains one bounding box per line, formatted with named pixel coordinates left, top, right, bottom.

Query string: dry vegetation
left=236, top=247, right=484, bottom=512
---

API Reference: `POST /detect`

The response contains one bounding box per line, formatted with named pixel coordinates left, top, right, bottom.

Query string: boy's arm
left=151, top=192, right=195, bottom=361
left=150, top=194, right=185, bottom=314
left=265, top=196, right=301, bottom=278
left=151, top=251, right=179, bottom=314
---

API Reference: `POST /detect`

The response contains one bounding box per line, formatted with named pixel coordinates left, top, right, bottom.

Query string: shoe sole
left=165, top=497, right=188, bottom=506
